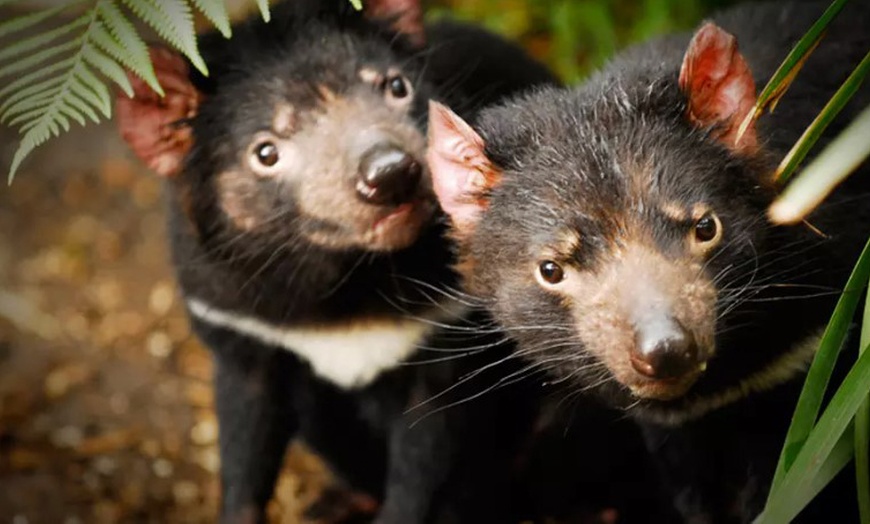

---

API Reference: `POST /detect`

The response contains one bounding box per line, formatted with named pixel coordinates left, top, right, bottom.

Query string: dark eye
left=694, top=212, right=719, bottom=243
left=386, top=75, right=409, bottom=99
left=255, top=142, right=279, bottom=167
left=538, top=260, right=565, bottom=285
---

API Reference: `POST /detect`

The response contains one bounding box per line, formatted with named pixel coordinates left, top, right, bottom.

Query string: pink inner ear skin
left=364, top=0, right=425, bottom=46
left=679, top=22, right=758, bottom=154
left=426, top=101, right=497, bottom=235
left=115, top=47, right=202, bottom=178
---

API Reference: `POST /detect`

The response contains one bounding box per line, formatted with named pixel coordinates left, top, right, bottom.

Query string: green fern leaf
left=1, top=91, right=56, bottom=124
left=95, top=2, right=162, bottom=94
left=8, top=105, right=53, bottom=128
left=71, top=70, right=111, bottom=118
left=120, top=0, right=208, bottom=75
left=63, top=90, right=101, bottom=123
left=0, top=58, right=72, bottom=101
left=190, top=0, right=232, bottom=38
left=0, top=37, right=82, bottom=81
left=0, top=4, right=73, bottom=37
left=255, top=0, right=271, bottom=22
left=0, top=75, right=64, bottom=115
left=57, top=101, right=86, bottom=127
left=82, top=43, right=133, bottom=97
left=0, top=16, right=87, bottom=64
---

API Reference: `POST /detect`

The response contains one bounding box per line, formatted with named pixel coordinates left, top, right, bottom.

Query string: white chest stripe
left=187, top=298, right=465, bottom=390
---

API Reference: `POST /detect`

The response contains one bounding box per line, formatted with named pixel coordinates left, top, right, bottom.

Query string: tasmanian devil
left=114, top=0, right=560, bottom=522
left=426, top=1, right=870, bottom=522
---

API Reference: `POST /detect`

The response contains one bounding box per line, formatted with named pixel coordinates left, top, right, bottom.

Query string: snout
left=356, top=145, right=422, bottom=206
left=630, top=316, right=705, bottom=382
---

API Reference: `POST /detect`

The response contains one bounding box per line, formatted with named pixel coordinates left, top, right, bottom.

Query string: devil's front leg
left=205, top=327, right=300, bottom=524
left=374, top=368, right=530, bottom=524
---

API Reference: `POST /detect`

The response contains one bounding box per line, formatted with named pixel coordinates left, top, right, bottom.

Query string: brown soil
left=0, top=123, right=332, bottom=524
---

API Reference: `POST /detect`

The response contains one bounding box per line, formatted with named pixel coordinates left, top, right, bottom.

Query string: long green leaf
left=858, top=281, right=870, bottom=524
left=803, top=430, right=854, bottom=510
left=774, top=50, right=870, bottom=185
left=769, top=104, right=870, bottom=225
left=760, top=345, right=870, bottom=523
left=767, top=237, right=870, bottom=493
left=737, top=0, right=850, bottom=138
left=63, top=90, right=100, bottom=124
left=3, top=95, right=55, bottom=125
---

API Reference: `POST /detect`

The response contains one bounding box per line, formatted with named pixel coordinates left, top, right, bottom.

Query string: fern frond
left=2, top=0, right=275, bottom=180
left=82, top=43, right=133, bottom=97
left=190, top=0, right=232, bottom=38
left=0, top=38, right=81, bottom=81
left=0, top=16, right=88, bottom=64
left=1, top=91, right=56, bottom=124
left=95, top=2, right=161, bottom=94
left=0, top=75, right=65, bottom=115
left=0, top=59, right=73, bottom=101
left=0, top=4, right=74, bottom=37
left=120, top=0, right=207, bottom=74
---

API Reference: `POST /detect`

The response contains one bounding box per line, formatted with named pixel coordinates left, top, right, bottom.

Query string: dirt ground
left=0, top=123, right=332, bottom=523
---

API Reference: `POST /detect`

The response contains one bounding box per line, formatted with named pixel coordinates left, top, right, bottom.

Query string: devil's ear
left=426, top=101, right=501, bottom=237
left=364, top=0, right=425, bottom=46
left=679, top=22, right=758, bottom=154
left=115, top=47, right=202, bottom=177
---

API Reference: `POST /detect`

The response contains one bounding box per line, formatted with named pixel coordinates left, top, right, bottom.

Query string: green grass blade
left=349, top=0, right=362, bottom=10
left=858, top=281, right=870, bottom=524
left=773, top=49, right=870, bottom=186
left=759, top=344, right=870, bottom=523
left=768, top=104, right=870, bottom=225
left=737, top=0, right=849, bottom=137
left=767, top=236, right=870, bottom=494
left=803, top=430, right=854, bottom=509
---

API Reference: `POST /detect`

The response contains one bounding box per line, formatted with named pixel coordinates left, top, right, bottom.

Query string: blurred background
left=0, top=0, right=739, bottom=522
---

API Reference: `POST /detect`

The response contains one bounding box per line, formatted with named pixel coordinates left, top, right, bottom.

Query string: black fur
left=164, top=2, right=560, bottom=523
left=449, top=1, right=870, bottom=522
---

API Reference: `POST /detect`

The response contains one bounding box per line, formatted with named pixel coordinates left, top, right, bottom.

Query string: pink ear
left=426, top=101, right=500, bottom=236
left=364, top=0, right=425, bottom=46
left=115, top=47, right=202, bottom=177
left=679, top=22, right=758, bottom=154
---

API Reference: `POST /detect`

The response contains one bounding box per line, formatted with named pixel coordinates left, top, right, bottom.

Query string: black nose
left=630, top=318, right=702, bottom=380
left=356, top=146, right=422, bottom=206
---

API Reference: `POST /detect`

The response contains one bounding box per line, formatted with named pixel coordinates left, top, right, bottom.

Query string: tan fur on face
left=217, top=170, right=263, bottom=231
left=660, top=201, right=688, bottom=222
left=558, top=240, right=717, bottom=400
left=272, top=104, right=296, bottom=137
left=291, top=91, right=430, bottom=250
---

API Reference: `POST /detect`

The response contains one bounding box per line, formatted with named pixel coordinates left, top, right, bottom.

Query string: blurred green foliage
left=426, top=0, right=740, bottom=83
